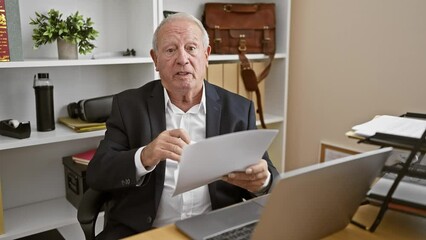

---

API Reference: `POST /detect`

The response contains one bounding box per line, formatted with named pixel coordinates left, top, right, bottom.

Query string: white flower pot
left=57, top=38, right=78, bottom=59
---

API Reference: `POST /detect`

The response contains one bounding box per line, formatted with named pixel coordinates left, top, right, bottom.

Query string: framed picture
left=320, top=142, right=359, bottom=162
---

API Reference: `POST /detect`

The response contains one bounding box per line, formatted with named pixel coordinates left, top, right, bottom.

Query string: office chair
left=77, top=188, right=109, bottom=240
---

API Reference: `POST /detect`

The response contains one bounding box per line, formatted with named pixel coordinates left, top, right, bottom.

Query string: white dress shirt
left=134, top=84, right=211, bottom=227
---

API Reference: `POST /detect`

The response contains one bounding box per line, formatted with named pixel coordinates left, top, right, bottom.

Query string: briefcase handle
left=224, top=4, right=259, bottom=13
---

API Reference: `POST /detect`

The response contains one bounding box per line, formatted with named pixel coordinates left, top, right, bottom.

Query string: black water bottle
left=33, top=73, right=55, bottom=131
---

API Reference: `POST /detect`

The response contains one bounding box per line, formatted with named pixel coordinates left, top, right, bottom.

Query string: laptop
left=175, top=147, right=393, bottom=240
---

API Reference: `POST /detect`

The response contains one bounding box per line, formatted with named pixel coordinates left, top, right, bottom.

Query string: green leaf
left=30, top=9, right=99, bottom=55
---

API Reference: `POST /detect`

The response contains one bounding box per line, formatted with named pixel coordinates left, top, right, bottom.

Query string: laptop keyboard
left=205, top=222, right=257, bottom=240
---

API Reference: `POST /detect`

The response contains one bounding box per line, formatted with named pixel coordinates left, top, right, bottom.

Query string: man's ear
left=205, top=45, right=211, bottom=59
left=150, top=49, right=158, bottom=71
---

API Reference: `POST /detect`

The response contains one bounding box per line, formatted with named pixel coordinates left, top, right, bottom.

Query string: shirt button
left=146, top=216, right=152, bottom=223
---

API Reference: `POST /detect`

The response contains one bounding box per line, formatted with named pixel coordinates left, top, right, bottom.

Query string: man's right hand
left=140, top=129, right=191, bottom=168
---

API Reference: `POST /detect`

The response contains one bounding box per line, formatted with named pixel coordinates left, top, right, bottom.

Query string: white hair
left=152, top=12, right=209, bottom=52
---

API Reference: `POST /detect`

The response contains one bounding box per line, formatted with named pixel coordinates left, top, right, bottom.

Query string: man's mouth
left=176, top=71, right=191, bottom=76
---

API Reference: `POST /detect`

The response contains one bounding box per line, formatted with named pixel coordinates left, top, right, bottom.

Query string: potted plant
left=30, top=9, right=99, bottom=59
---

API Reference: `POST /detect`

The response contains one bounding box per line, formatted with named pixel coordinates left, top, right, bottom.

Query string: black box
left=62, top=156, right=88, bottom=208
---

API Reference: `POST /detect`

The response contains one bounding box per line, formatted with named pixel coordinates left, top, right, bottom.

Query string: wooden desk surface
left=124, top=204, right=426, bottom=240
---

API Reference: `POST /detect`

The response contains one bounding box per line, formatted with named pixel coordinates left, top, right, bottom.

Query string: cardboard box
left=62, top=156, right=88, bottom=208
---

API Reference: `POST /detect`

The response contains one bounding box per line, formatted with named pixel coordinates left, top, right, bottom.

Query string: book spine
left=4, top=0, right=23, bottom=61
left=0, top=0, right=10, bottom=62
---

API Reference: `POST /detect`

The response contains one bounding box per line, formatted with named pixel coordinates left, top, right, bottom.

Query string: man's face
left=151, top=19, right=211, bottom=95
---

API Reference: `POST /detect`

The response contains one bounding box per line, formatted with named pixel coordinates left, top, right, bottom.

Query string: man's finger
left=168, top=128, right=191, bottom=144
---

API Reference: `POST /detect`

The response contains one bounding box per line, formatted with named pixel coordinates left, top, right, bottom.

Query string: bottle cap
left=37, top=73, right=49, bottom=79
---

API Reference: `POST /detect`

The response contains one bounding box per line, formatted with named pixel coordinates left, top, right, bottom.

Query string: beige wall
left=286, top=0, right=426, bottom=170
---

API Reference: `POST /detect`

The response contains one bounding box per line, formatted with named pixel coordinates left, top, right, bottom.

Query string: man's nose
left=176, top=49, right=189, bottom=65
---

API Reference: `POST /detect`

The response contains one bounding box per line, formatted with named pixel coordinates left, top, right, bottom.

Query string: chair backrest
left=77, top=188, right=108, bottom=240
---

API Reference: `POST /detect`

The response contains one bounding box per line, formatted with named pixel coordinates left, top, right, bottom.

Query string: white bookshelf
left=1, top=198, right=76, bottom=240
left=0, top=57, right=153, bottom=68
left=0, top=197, right=104, bottom=240
left=0, top=0, right=291, bottom=238
left=0, top=125, right=105, bottom=151
left=0, top=54, right=286, bottom=69
left=208, top=53, right=286, bottom=62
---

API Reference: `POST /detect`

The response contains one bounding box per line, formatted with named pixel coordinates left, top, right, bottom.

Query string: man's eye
left=186, top=46, right=197, bottom=53
left=166, top=48, right=175, bottom=53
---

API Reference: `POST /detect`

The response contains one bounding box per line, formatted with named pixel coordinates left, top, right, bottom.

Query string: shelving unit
left=0, top=0, right=291, bottom=238
left=3, top=198, right=77, bottom=239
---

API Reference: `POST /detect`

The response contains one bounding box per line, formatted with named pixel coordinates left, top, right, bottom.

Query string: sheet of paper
left=368, top=174, right=426, bottom=206
left=352, top=115, right=426, bottom=139
left=173, top=129, right=278, bottom=196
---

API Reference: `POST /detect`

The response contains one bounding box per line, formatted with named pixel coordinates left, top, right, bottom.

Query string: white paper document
left=352, top=115, right=426, bottom=139
left=368, top=174, right=426, bottom=206
left=173, top=129, right=278, bottom=196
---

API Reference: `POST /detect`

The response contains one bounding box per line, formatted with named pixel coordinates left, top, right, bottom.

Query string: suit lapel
left=147, top=81, right=166, bottom=139
left=205, top=81, right=223, bottom=209
left=205, top=81, right=222, bottom=138
left=147, top=81, right=167, bottom=210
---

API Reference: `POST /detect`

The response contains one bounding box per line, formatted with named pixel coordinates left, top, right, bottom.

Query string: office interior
left=0, top=0, right=425, bottom=239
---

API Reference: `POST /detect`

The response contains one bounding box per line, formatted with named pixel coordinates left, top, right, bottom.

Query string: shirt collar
left=163, top=82, right=206, bottom=114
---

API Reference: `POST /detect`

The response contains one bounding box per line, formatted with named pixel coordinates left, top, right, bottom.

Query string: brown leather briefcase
left=203, top=3, right=276, bottom=128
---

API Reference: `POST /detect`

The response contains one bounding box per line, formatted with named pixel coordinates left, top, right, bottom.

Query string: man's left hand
left=222, top=159, right=270, bottom=193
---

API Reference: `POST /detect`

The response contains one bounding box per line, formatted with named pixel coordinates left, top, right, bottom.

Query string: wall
left=286, top=0, right=426, bottom=170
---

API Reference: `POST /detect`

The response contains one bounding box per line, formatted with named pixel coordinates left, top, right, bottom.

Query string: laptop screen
left=251, top=147, right=392, bottom=239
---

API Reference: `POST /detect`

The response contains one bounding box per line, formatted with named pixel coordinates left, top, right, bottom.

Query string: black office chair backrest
left=77, top=188, right=108, bottom=240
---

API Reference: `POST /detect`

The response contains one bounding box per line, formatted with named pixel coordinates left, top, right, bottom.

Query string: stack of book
left=72, top=148, right=96, bottom=165
left=0, top=0, right=23, bottom=62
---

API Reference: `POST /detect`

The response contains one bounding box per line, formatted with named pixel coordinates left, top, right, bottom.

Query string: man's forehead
left=158, top=21, right=202, bottom=45
left=160, top=19, right=201, bottom=37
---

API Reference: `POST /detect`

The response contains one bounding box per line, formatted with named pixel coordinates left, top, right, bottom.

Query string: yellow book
left=58, top=117, right=106, bottom=133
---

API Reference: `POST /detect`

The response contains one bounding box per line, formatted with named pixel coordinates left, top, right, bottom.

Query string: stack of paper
left=368, top=173, right=426, bottom=209
left=352, top=115, right=426, bottom=139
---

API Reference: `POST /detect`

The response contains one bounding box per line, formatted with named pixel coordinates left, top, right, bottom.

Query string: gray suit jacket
left=87, top=80, right=278, bottom=233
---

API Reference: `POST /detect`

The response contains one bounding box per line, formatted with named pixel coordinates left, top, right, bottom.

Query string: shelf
left=0, top=124, right=105, bottom=151
left=367, top=196, right=426, bottom=217
left=257, top=113, right=284, bottom=126
left=208, top=53, right=286, bottom=63
left=368, top=177, right=426, bottom=214
left=0, top=114, right=282, bottom=151
left=0, top=57, right=153, bottom=69
left=0, top=53, right=286, bottom=69
left=0, top=197, right=76, bottom=240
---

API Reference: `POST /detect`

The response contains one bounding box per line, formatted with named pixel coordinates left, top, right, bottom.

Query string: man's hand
left=140, top=129, right=191, bottom=168
left=222, top=159, right=270, bottom=193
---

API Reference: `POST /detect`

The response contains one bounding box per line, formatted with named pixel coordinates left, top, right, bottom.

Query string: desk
left=124, top=205, right=426, bottom=240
